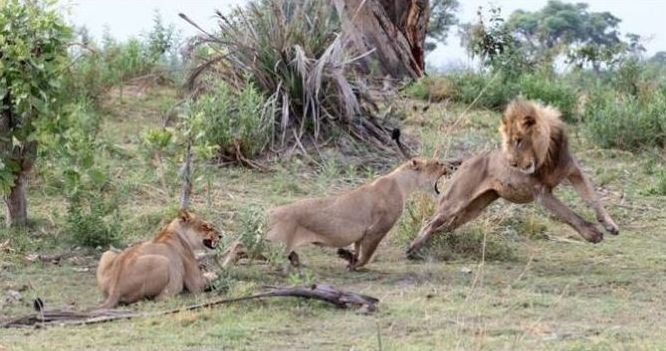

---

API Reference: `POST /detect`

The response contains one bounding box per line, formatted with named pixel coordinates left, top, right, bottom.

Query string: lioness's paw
left=337, top=248, right=357, bottom=264
left=581, top=223, right=604, bottom=243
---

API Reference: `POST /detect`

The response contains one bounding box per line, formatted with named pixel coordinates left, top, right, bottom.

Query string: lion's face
left=500, top=103, right=539, bottom=175
left=177, top=209, right=222, bottom=250
left=407, top=158, right=461, bottom=194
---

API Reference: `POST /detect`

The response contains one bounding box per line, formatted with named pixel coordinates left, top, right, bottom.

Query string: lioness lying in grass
left=266, top=158, right=460, bottom=270
left=96, top=209, right=221, bottom=308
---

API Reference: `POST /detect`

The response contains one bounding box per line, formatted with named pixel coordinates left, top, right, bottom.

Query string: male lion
left=96, top=209, right=221, bottom=308
left=407, top=99, right=619, bottom=256
left=267, top=158, right=461, bottom=270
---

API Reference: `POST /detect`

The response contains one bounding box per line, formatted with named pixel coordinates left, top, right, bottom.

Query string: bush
left=448, top=71, right=516, bottom=110
left=395, top=194, right=515, bottom=261
left=446, top=71, right=578, bottom=121
left=187, top=0, right=391, bottom=159
left=584, top=90, right=666, bottom=150
left=65, top=193, right=120, bottom=248
left=517, top=73, right=578, bottom=121
left=39, top=101, right=120, bottom=248
left=190, top=79, right=272, bottom=159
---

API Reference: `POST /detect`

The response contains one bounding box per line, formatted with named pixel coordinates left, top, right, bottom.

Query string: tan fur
left=267, top=158, right=460, bottom=270
left=96, top=209, right=221, bottom=308
left=407, top=99, right=619, bottom=256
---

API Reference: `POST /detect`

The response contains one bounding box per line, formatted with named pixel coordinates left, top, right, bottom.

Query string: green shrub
left=584, top=90, right=666, bottom=150
left=39, top=101, right=120, bottom=248
left=449, top=71, right=517, bottom=110
left=517, top=73, right=578, bottom=121
left=447, top=71, right=578, bottom=121
left=190, top=79, right=272, bottom=159
left=65, top=193, right=120, bottom=248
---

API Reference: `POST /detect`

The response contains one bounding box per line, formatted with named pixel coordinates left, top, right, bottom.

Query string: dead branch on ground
left=2, top=284, right=378, bottom=329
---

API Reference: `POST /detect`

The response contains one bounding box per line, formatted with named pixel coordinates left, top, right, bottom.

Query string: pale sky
left=66, top=0, right=666, bottom=70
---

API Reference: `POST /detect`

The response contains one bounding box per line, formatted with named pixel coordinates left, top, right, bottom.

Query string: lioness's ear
left=178, top=208, right=191, bottom=222
left=410, top=159, right=420, bottom=170
left=522, top=115, right=536, bottom=128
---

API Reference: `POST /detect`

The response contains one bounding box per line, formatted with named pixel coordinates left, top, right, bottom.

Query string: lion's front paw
left=600, top=218, right=619, bottom=236
left=580, top=222, right=604, bottom=243
left=405, top=246, right=424, bottom=260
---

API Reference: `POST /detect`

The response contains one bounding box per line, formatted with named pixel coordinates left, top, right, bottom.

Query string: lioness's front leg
left=535, top=190, right=603, bottom=243
left=183, top=256, right=205, bottom=293
left=567, top=167, right=619, bottom=235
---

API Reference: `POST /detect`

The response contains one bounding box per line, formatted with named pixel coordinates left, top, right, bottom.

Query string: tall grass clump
left=184, top=0, right=395, bottom=160
left=584, top=89, right=666, bottom=150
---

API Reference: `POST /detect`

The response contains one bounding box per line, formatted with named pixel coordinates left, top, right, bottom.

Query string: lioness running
left=267, top=158, right=461, bottom=270
left=96, top=209, right=221, bottom=308
left=407, top=99, right=619, bottom=257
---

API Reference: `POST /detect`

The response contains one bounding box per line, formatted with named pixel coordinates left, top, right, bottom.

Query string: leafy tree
left=649, top=51, right=666, bottom=67
left=460, top=6, right=530, bottom=78
left=504, top=0, right=624, bottom=69
left=0, top=0, right=72, bottom=226
left=426, top=0, right=459, bottom=52
left=462, top=1, right=641, bottom=73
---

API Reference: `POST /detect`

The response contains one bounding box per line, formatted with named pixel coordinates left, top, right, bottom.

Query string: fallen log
left=2, top=284, right=378, bottom=329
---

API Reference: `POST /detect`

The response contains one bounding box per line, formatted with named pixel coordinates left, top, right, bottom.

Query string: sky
left=65, top=0, right=666, bottom=69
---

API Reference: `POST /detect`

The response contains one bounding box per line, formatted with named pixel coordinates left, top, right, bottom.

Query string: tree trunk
left=4, top=170, right=28, bottom=227
left=1, top=90, right=34, bottom=227
left=179, top=138, right=192, bottom=210
left=335, top=0, right=429, bottom=80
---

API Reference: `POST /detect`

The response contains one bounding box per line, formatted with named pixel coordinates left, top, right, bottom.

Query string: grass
left=2, top=83, right=666, bottom=350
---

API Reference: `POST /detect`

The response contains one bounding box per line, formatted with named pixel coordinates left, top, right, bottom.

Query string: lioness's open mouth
left=203, top=239, right=217, bottom=249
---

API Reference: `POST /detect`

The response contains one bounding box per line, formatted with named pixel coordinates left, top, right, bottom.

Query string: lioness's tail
left=391, top=128, right=411, bottom=160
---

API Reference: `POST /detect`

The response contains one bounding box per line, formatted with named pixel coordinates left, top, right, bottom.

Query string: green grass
left=1, top=84, right=666, bottom=350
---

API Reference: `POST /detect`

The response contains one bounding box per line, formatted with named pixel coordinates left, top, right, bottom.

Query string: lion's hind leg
left=407, top=190, right=498, bottom=259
